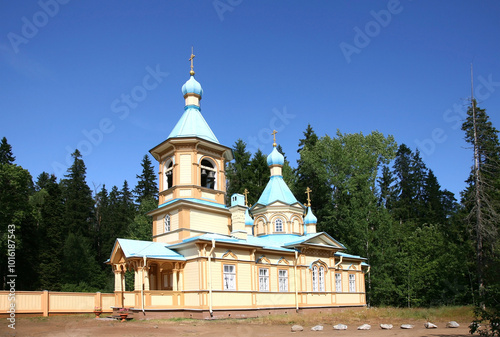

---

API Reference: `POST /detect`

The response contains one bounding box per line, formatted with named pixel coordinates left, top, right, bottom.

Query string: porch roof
left=115, top=238, right=186, bottom=261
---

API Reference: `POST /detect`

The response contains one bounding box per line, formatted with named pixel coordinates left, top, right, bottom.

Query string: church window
left=200, top=158, right=216, bottom=189
left=312, top=266, right=318, bottom=292
left=349, top=274, right=356, bottom=292
left=278, top=269, right=288, bottom=292
left=319, top=266, right=325, bottom=291
left=164, top=215, right=170, bottom=232
left=335, top=273, right=342, bottom=292
left=259, top=268, right=269, bottom=291
left=223, top=264, right=236, bottom=290
left=274, top=218, right=284, bottom=232
left=312, top=264, right=326, bottom=292
left=163, top=159, right=173, bottom=190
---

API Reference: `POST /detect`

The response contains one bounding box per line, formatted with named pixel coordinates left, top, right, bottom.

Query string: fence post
left=95, top=292, right=102, bottom=311
left=42, top=290, right=49, bottom=317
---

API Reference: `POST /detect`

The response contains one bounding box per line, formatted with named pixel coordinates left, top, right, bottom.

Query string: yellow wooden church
left=107, top=56, right=369, bottom=318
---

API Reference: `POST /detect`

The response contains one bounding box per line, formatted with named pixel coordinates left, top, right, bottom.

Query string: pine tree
left=134, top=154, right=158, bottom=204
left=247, top=149, right=269, bottom=206
left=377, top=165, right=396, bottom=209
left=226, top=139, right=252, bottom=200
left=0, top=137, right=15, bottom=165
left=461, top=100, right=500, bottom=297
left=60, top=149, right=94, bottom=237
left=35, top=173, right=64, bottom=290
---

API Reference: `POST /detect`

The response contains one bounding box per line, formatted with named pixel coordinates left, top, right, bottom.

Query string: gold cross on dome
left=243, top=188, right=249, bottom=207
left=305, top=187, right=312, bottom=207
left=271, top=130, right=278, bottom=147
left=189, top=46, right=195, bottom=75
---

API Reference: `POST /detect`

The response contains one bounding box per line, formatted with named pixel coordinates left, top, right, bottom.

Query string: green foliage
left=134, top=154, right=158, bottom=203
left=0, top=137, right=15, bottom=165
left=226, top=139, right=252, bottom=200
left=128, top=197, right=156, bottom=241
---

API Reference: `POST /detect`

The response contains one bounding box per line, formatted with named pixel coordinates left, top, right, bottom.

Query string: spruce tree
left=248, top=149, right=269, bottom=206
left=0, top=137, right=15, bottom=165
left=226, top=139, right=252, bottom=200
left=134, top=154, right=158, bottom=204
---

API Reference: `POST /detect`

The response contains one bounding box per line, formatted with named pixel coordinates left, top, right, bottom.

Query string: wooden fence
left=0, top=291, right=115, bottom=316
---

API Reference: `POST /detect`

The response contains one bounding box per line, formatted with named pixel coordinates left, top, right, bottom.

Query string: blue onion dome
left=245, top=209, right=253, bottom=226
left=182, top=75, right=203, bottom=97
left=304, top=207, right=317, bottom=224
left=267, top=146, right=284, bottom=166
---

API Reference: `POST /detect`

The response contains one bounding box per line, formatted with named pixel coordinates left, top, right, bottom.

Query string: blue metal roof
left=334, top=251, right=367, bottom=260
left=167, top=105, right=219, bottom=144
left=267, top=147, right=284, bottom=166
left=114, top=238, right=186, bottom=260
left=255, top=175, right=299, bottom=206
left=304, top=207, right=317, bottom=224
left=181, top=75, right=203, bottom=96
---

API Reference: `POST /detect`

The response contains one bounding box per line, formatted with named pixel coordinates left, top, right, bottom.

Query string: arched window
left=163, top=159, right=173, bottom=190
left=274, top=218, right=284, bottom=232
left=312, top=263, right=326, bottom=292
left=164, top=214, right=170, bottom=233
left=200, top=158, right=216, bottom=189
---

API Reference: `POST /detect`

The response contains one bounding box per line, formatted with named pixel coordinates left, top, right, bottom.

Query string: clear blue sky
left=1, top=1, right=499, bottom=198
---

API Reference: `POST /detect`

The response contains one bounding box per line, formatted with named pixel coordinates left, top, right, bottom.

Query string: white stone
left=424, top=322, right=438, bottom=329
left=380, top=324, right=393, bottom=330
left=447, top=321, right=460, bottom=328
left=311, top=325, right=323, bottom=331
left=357, top=324, right=371, bottom=330
left=333, top=324, right=348, bottom=330
left=400, top=324, right=414, bottom=329
left=291, top=324, right=304, bottom=332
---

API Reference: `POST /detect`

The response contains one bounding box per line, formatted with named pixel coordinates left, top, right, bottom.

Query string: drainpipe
left=334, top=255, right=343, bottom=268
left=294, top=250, right=299, bottom=313
left=208, top=239, right=215, bottom=317
left=142, top=256, right=146, bottom=315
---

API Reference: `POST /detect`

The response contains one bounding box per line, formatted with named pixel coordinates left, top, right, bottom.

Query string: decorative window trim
left=311, top=260, right=327, bottom=292
left=222, top=250, right=238, bottom=260
left=277, top=257, right=290, bottom=265
left=223, top=264, right=236, bottom=291
left=256, top=255, right=271, bottom=264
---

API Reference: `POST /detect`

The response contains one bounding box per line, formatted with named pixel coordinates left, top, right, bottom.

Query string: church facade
left=107, top=59, right=369, bottom=318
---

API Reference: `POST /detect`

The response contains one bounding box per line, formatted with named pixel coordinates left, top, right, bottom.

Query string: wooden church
left=107, top=54, right=369, bottom=318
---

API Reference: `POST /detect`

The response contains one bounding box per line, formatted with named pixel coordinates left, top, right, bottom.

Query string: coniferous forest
left=1, top=101, right=498, bottom=322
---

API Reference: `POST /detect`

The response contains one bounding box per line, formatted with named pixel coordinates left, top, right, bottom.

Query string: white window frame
left=259, top=268, right=269, bottom=292
left=349, top=274, right=356, bottom=292
left=223, top=264, right=236, bottom=290
left=278, top=269, right=288, bottom=292
left=274, top=218, right=284, bottom=232
left=312, top=265, right=318, bottom=292
left=335, top=273, right=342, bottom=292
left=164, top=214, right=170, bottom=232
left=200, top=158, right=217, bottom=190
left=319, top=266, right=325, bottom=292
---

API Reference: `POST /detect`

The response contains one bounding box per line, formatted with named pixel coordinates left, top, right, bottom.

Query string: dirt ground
left=2, top=315, right=474, bottom=337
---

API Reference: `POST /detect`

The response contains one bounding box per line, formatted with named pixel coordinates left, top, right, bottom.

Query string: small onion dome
left=182, top=75, right=203, bottom=97
left=267, top=147, right=284, bottom=166
left=304, top=207, right=317, bottom=224
left=245, top=209, right=253, bottom=226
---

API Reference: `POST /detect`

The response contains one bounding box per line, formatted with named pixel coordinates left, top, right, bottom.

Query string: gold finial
left=271, top=130, right=278, bottom=147
left=305, top=187, right=312, bottom=207
left=243, top=188, right=249, bottom=207
left=189, top=46, right=195, bottom=76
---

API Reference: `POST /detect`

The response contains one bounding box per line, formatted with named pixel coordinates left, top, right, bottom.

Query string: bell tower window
left=163, top=159, right=174, bottom=190
left=200, top=158, right=216, bottom=189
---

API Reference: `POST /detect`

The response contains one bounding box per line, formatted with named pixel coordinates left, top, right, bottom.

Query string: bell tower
left=148, top=50, right=233, bottom=244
